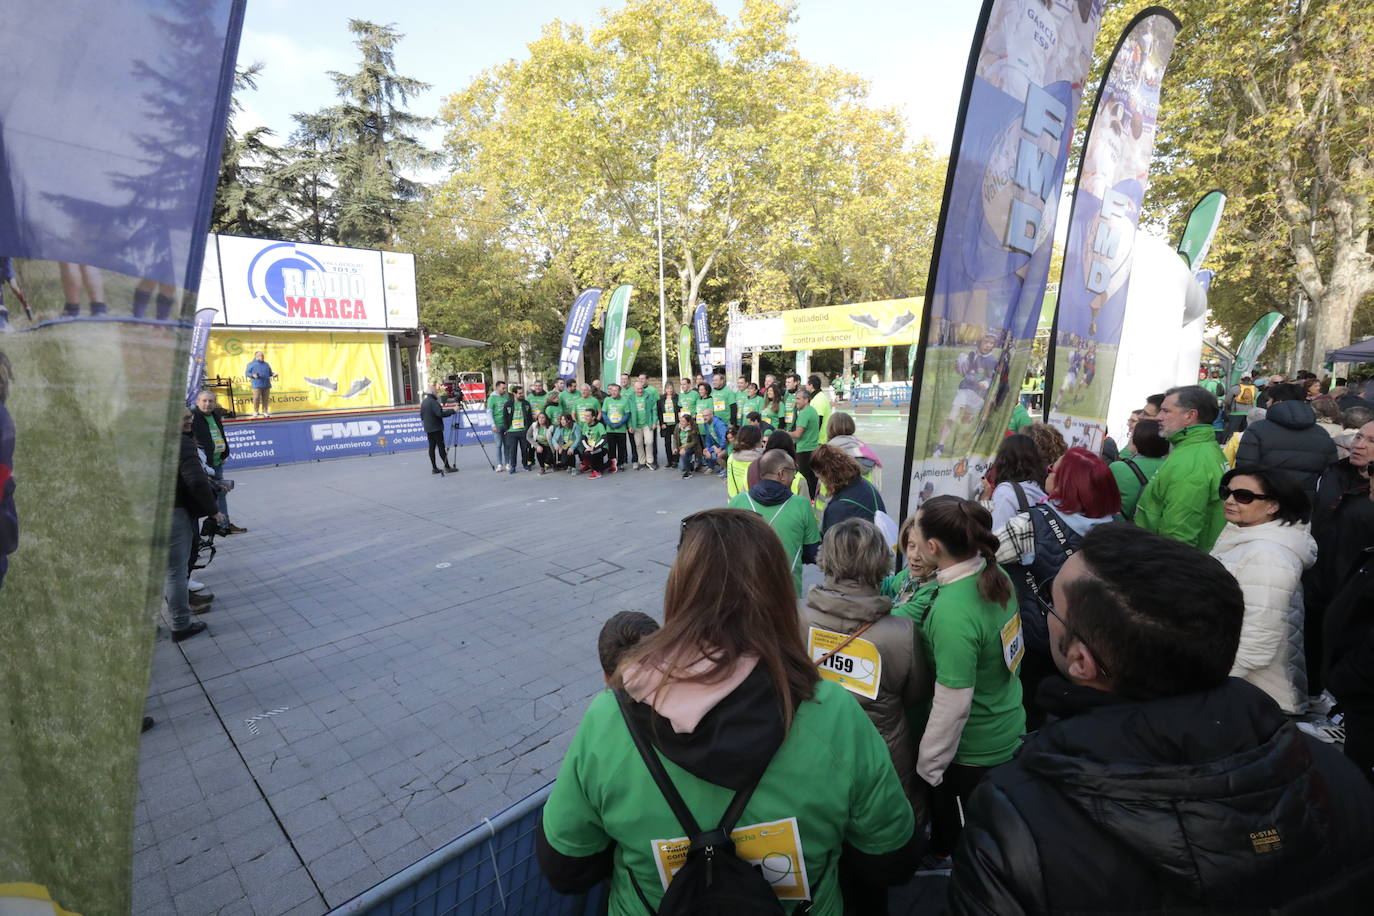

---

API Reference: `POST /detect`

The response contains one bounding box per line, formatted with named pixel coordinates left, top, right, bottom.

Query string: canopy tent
left=1327, top=337, right=1374, bottom=364
left=427, top=333, right=489, bottom=349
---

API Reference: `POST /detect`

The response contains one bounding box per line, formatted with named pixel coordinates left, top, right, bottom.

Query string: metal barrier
left=328, top=782, right=608, bottom=916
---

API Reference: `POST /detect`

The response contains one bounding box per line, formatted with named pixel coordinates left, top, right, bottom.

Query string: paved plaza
left=131, top=430, right=941, bottom=914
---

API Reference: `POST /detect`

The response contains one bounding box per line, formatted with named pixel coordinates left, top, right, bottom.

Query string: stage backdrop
left=205, top=330, right=393, bottom=414
left=901, top=0, right=1105, bottom=515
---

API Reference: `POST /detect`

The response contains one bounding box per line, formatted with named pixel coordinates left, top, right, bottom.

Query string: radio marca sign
left=208, top=234, right=419, bottom=330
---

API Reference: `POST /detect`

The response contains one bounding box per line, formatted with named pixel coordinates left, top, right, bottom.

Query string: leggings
left=797, top=449, right=818, bottom=499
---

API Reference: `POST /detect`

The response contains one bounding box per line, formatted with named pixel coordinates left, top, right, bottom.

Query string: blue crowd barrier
left=329, top=782, right=608, bottom=916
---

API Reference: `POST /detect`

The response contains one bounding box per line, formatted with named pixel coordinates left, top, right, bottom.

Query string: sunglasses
left=1218, top=485, right=1272, bottom=504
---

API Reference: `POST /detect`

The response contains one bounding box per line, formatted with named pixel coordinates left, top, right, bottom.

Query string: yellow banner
left=780, top=298, right=923, bottom=350
left=205, top=330, right=392, bottom=414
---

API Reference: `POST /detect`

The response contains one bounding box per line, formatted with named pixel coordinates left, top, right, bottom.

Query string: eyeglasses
left=1044, top=605, right=1112, bottom=679
left=1218, top=485, right=1273, bottom=504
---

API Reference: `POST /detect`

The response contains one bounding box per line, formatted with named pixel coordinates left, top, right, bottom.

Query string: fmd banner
left=902, top=0, right=1104, bottom=514
left=694, top=302, right=712, bottom=376
left=222, top=410, right=490, bottom=470
left=557, top=287, right=602, bottom=380
left=1047, top=8, right=1180, bottom=452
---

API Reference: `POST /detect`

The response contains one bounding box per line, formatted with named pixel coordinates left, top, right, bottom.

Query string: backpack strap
left=1123, top=458, right=1148, bottom=488
left=1012, top=481, right=1030, bottom=512
left=614, top=689, right=771, bottom=846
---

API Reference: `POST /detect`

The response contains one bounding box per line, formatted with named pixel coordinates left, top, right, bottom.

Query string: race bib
left=608, top=405, right=623, bottom=424
left=784, top=408, right=795, bottom=424
left=651, top=817, right=810, bottom=901
left=1000, top=615, right=1024, bottom=674
left=713, top=395, right=728, bottom=413
left=662, top=405, right=675, bottom=423
left=808, top=626, right=881, bottom=700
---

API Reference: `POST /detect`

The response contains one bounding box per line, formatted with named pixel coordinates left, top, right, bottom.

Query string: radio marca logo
left=246, top=242, right=371, bottom=321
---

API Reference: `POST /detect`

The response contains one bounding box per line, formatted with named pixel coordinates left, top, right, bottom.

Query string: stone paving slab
left=134, top=434, right=924, bottom=914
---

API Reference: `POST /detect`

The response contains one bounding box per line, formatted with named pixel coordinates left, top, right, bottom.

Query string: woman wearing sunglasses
left=538, top=509, right=919, bottom=913
left=1209, top=467, right=1316, bottom=713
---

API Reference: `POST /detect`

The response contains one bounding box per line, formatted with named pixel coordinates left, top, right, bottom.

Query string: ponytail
left=918, top=495, right=1012, bottom=605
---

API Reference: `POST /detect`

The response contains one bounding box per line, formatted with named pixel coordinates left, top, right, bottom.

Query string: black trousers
left=798, top=449, right=818, bottom=499
left=585, top=447, right=607, bottom=473
left=661, top=426, right=678, bottom=465
left=606, top=432, right=628, bottom=468
left=534, top=444, right=554, bottom=468
left=929, top=763, right=990, bottom=857
left=1345, top=712, right=1374, bottom=785
left=426, top=429, right=448, bottom=469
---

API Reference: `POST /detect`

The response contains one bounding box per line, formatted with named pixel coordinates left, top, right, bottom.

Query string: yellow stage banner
left=780, top=298, right=923, bottom=350
left=205, top=330, right=392, bottom=414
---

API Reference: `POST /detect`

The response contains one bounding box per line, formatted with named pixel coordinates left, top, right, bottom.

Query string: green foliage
left=210, top=65, right=289, bottom=236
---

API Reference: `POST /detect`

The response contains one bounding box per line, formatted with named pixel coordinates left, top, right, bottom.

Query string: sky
left=234, top=0, right=982, bottom=152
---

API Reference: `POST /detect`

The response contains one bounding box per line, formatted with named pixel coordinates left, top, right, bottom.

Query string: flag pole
left=656, top=175, right=669, bottom=389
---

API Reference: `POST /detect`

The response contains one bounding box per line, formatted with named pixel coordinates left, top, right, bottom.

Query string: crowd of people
left=533, top=372, right=1374, bottom=914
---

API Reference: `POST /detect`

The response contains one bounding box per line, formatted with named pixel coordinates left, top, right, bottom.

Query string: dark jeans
left=929, top=763, right=990, bottom=857
left=585, top=447, right=607, bottom=473
left=211, top=463, right=231, bottom=523
left=164, top=507, right=196, bottom=632
left=554, top=448, right=576, bottom=470
left=426, top=429, right=448, bottom=469
left=798, top=449, right=818, bottom=499
left=504, top=431, right=529, bottom=469
left=678, top=446, right=699, bottom=471
left=1345, top=712, right=1374, bottom=786
left=606, top=431, right=628, bottom=468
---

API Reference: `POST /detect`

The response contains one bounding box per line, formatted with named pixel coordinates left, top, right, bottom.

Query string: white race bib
left=808, top=626, right=882, bottom=700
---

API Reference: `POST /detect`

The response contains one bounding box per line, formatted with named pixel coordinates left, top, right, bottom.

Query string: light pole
left=656, top=175, right=668, bottom=389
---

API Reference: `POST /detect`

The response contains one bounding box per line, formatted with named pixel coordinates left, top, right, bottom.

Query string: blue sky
left=235, top=0, right=981, bottom=152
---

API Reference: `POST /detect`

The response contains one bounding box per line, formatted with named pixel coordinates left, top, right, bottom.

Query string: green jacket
left=1134, top=425, right=1229, bottom=551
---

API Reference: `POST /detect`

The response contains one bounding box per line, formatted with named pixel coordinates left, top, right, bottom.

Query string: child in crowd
left=597, top=611, right=660, bottom=680
left=726, top=423, right=764, bottom=499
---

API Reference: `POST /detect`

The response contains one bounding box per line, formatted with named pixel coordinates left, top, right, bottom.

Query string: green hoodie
left=1134, top=424, right=1229, bottom=551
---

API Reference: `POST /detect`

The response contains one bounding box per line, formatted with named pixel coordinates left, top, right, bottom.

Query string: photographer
left=420, top=386, right=456, bottom=474
left=192, top=390, right=246, bottom=535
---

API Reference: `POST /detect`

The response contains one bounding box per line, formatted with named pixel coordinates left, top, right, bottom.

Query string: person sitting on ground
left=1108, top=418, right=1169, bottom=520
left=725, top=423, right=764, bottom=500
left=527, top=411, right=557, bottom=475
left=538, top=508, right=920, bottom=913
left=1210, top=466, right=1316, bottom=714
left=1135, top=385, right=1230, bottom=551
left=911, top=497, right=1024, bottom=864
left=1236, top=381, right=1337, bottom=495
left=597, top=611, right=659, bottom=681
left=985, top=433, right=1047, bottom=529
left=799, top=518, right=933, bottom=913
left=551, top=412, right=582, bottom=474
left=675, top=412, right=702, bottom=479
left=698, top=407, right=729, bottom=478
left=729, top=448, right=820, bottom=594
left=825, top=411, right=882, bottom=488
left=946, top=524, right=1374, bottom=915
left=812, top=444, right=887, bottom=537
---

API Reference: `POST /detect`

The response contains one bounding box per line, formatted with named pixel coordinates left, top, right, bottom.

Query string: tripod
left=447, top=393, right=497, bottom=472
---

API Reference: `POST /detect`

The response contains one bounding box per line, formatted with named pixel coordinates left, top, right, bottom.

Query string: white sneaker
left=187, top=578, right=206, bottom=592
left=495, top=464, right=506, bottom=472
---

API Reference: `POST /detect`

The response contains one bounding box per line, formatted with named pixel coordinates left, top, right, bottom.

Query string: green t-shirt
left=794, top=405, right=820, bottom=453
left=559, top=389, right=580, bottom=415
left=729, top=490, right=819, bottom=595
left=532, top=425, right=552, bottom=446
left=542, top=682, right=914, bottom=916
left=679, top=390, right=699, bottom=422
left=603, top=394, right=632, bottom=431
left=575, top=396, right=602, bottom=426
left=545, top=403, right=565, bottom=425
left=709, top=385, right=738, bottom=422
left=922, top=569, right=1025, bottom=767
left=526, top=392, right=550, bottom=418
left=783, top=391, right=798, bottom=429
left=739, top=394, right=765, bottom=420
left=693, top=396, right=713, bottom=433
left=1006, top=402, right=1033, bottom=434
left=811, top=390, right=832, bottom=444
left=509, top=398, right=528, bottom=432
left=1110, top=454, right=1167, bottom=520
left=486, top=393, right=510, bottom=430
left=204, top=414, right=227, bottom=465
left=630, top=391, right=656, bottom=427
left=582, top=422, right=607, bottom=451
left=881, top=569, right=937, bottom=625
left=762, top=401, right=786, bottom=429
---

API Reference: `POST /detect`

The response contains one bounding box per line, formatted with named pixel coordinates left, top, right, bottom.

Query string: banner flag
left=1177, top=189, right=1227, bottom=271
left=1230, top=312, right=1285, bottom=384
left=1046, top=8, right=1181, bottom=452
left=620, top=328, right=642, bottom=377
left=184, top=307, right=218, bottom=404
left=725, top=320, right=743, bottom=383
left=694, top=302, right=712, bottom=376
left=678, top=324, right=694, bottom=382
left=0, top=1, right=245, bottom=911
left=599, top=284, right=633, bottom=383
left=899, top=0, right=1105, bottom=516
left=557, top=287, right=603, bottom=380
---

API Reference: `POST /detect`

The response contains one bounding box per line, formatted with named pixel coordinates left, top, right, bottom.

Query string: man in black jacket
left=419, top=387, right=455, bottom=475
left=1236, top=381, right=1336, bottom=494
left=1323, top=476, right=1374, bottom=785
left=948, top=524, right=1374, bottom=915
left=192, top=389, right=246, bottom=534
left=169, top=408, right=221, bottom=642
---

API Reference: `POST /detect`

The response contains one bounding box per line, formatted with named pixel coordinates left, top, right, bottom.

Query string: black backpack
left=614, top=690, right=801, bottom=915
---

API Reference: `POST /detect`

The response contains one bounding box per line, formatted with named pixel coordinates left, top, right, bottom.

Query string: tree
left=210, top=64, right=288, bottom=237
left=291, top=19, right=437, bottom=248
left=1103, top=0, right=1373, bottom=364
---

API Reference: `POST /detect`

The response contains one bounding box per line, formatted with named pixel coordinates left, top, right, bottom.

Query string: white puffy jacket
left=1210, top=520, right=1317, bottom=713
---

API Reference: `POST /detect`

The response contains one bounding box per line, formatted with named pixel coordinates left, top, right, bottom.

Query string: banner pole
left=657, top=177, right=668, bottom=388
left=898, top=0, right=996, bottom=522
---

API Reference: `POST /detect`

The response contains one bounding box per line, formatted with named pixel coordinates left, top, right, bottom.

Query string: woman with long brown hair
left=912, top=496, right=1025, bottom=864
left=812, top=444, right=887, bottom=536
left=538, top=509, right=918, bottom=912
